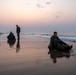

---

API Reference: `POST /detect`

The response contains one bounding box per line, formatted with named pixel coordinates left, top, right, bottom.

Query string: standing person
left=48, top=31, right=73, bottom=51
left=16, top=25, right=21, bottom=40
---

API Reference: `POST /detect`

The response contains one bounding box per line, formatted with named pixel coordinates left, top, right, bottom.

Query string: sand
left=0, top=34, right=76, bottom=75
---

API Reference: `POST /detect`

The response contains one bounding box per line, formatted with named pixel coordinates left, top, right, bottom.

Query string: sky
left=0, top=0, right=76, bottom=34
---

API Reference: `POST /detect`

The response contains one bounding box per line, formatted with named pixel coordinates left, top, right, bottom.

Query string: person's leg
left=60, top=40, right=67, bottom=45
left=59, top=40, right=73, bottom=50
left=66, top=45, right=73, bottom=50
left=17, top=33, right=20, bottom=40
left=53, top=39, right=66, bottom=51
left=60, top=44, right=73, bottom=51
left=57, top=43, right=65, bottom=51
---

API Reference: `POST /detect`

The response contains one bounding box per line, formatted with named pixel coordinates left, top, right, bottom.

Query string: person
left=48, top=31, right=73, bottom=51
left=7, top=31, right=16, bottom=47
left=16, top=25, right=21, bottom=40
left=7, top=31, right=16, bottom=40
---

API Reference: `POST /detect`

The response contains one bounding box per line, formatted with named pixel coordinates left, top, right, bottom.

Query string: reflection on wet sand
left=1, top=35, right=76, bottom=75
left=16, top=39, right=20, bottom=53
left=48, top=49, right=70, bottom=64
left=7, top=39, right=16, bottom=48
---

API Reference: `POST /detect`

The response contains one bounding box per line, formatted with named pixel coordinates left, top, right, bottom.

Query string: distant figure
left=16, top=25, right=21, bottom=40
left=7, top=31, right=16, bottom=40
left=48, top=31, right=73, bottom=51
left=7, top=31, right=16, bottom=47
left=16, top=39, right=20, bottom=53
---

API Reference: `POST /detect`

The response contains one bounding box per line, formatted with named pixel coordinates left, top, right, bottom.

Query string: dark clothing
left=17, top=33, right=20, bottom=40
left=49, top=35, right=72, bottom=51
left=50, top=35, right=66, bottom=49
left=50, top=35, right=59, bottom=49
left=16, top=26, right=21, bottom=40
left=7, top=32, right=16, bottom=40
left=7, top=32, right=16, bottom=47
left=16, top=27, right=20, bottom=33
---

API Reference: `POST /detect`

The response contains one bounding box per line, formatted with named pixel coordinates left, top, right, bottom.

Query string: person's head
left=53, top=31, right=57, bottom=36
left=10, top=31, right=12, bottom=34
left=16, top=25, right=18, bottom=27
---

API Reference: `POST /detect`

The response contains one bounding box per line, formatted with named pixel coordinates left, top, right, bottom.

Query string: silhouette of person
left=16, top=39, right=20, bottom=53
left=7, top=31, right=16, bottom=40
left=16, top=25, right=21, bottom=40
left=48, top=31, right=73, bottom=51
left=7, top=31, right=16, bottom=48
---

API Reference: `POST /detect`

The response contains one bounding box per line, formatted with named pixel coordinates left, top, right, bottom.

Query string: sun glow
left=0, top=0, right=76, bottom=33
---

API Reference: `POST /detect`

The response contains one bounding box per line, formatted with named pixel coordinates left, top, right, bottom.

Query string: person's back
left=51, top=35, right=59, bottom=47
left=17, top=26, right=20, bottom=33
left=7, top=32, right=16, bottom=40
left=16, top=25, right=20, bottom=33
left=49, top=32, right=59, bottom=49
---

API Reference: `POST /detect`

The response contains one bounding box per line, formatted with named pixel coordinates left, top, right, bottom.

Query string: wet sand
left=0, top=35, right=76, bottom=75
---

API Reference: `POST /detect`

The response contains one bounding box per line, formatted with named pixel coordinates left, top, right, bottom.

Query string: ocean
left=0, top=33, right=76, bottom=42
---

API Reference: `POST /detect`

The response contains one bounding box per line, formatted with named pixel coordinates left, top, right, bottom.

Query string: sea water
left=0, top=33, right=76, bottom=42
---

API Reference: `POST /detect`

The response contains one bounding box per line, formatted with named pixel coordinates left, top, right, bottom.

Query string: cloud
left=36, top=3, right=44, bottom=8
left=54, top=11, right=62, bottom=18
left=46, top=2, right=51, bottom=4
left=55, top=15, right=60, bottom=18
left=36, top=1, right=52, bottom=9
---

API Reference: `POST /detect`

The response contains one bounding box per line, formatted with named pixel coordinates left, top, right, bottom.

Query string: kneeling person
left=7, top=31, right=16, bottom=40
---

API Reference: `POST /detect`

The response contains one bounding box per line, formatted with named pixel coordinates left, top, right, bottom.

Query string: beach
left=0, top=34, right=76, bottom=75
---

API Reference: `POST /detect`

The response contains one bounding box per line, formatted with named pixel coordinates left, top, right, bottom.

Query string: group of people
left=7, top=25, right=21, bottom=41
left=7, top=26, right=73, bottom=52
left=7, top=25, right=21, bottom=52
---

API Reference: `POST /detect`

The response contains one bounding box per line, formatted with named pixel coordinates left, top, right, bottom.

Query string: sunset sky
left=0, top=0, right=76, bottom=34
